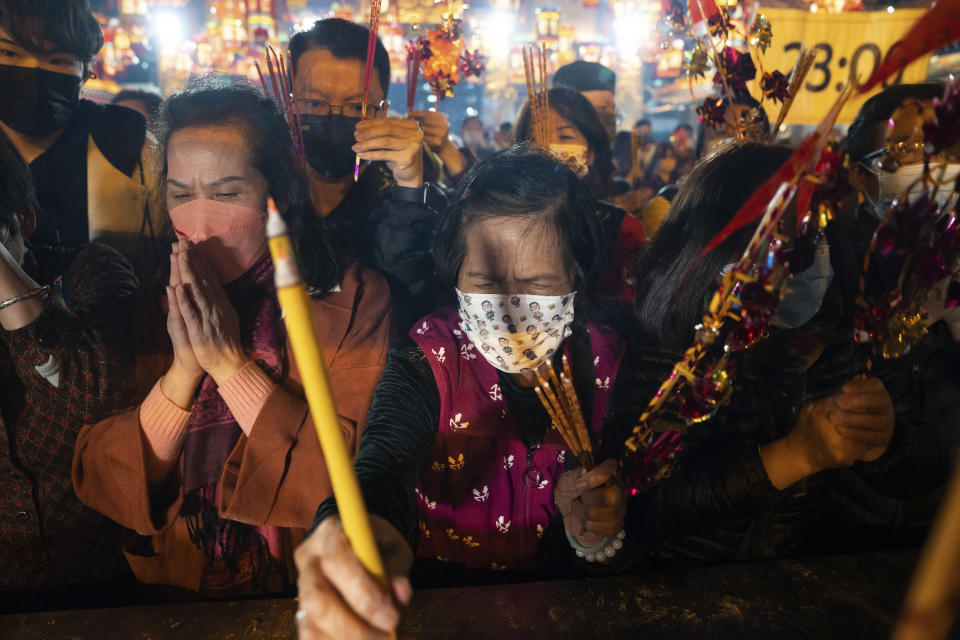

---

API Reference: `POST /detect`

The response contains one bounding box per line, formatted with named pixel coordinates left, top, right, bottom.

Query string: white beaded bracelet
left=566, top=529, right=626, bottom=563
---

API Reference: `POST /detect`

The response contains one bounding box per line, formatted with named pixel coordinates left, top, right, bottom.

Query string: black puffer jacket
left=610, top=283, right=949, bottom=565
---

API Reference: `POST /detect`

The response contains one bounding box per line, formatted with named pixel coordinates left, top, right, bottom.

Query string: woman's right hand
left=166, top=246, right=203, bottom=376
left=295, top=515, right=414, bottom=640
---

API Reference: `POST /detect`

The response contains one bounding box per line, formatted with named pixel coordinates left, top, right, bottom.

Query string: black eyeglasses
left=296, top=99, right=385, bottom=118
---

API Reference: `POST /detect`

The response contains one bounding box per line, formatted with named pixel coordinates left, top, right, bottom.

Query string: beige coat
left=86, top=132, right=165, bottom=275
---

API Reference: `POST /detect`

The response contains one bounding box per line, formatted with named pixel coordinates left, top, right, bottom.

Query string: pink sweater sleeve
left=217, top=361, right=276, bottom=436
left=139, top=379, right=191, bottom=462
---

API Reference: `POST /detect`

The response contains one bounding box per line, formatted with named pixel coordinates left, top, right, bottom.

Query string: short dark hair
left=289, top=18, right=390, bottom=100
left=113, top=89, right=163, bottom=121
left=498, top=122, right=512, bottom=134
left=845, top=82, right=945, bottom=163
left=636, top=119, right=652, bottom=128
left=434, top=144, right=606, bottom=296
left=633, top=142, right=793, bottom=350
left=159, top=80, right=340, bottom=293
left=0, top=131, right=38, bottom=239
left=0, top=0, right=103, bottom=64
left=513, top=86, right=615, bottom=199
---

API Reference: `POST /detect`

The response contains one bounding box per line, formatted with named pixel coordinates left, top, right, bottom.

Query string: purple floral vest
left=410, top=307, right=624, bottom=571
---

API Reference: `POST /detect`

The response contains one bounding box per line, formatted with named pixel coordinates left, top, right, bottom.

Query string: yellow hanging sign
left=755, top=8, right=932, bottom=125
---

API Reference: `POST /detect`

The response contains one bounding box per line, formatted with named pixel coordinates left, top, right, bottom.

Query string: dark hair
left=434, top=144, right=606, bottom=296
left=159, top=80, right=340, bottom=293
left=643, top=142, right=679, bottom=186
left=0, top=0, right=103, bottom=64
left=113, top=89, right=163, bottom=121
left=289, top=18, right=390, bottom=101
left=498, top=122, right=512, bottom=134
left=512, top=86, right=615, bottom=199
left=0, top=132, right=38, bottom=239
left=695, top=95, right=770, bottom=158
left=845, top=82, right=945, bottom=163
left=633, top=142, right=793, bottom=350
left=636, top=119, right=652, bottom=128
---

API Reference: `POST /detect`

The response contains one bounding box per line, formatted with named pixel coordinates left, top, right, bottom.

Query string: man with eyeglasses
left=0, top=0, right=161, bottom=281
left=290, top=18, right=447, bottom=331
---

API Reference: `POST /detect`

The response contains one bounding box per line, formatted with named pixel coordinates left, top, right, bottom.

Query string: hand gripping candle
left=266, top=198, right=389, bottom=590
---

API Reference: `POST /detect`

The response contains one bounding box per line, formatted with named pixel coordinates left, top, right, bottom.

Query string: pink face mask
left=168, top=198, right=267, bottom=284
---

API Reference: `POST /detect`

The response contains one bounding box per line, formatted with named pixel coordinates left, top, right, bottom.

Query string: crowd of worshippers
left=1, top=1, right=958, bottom=636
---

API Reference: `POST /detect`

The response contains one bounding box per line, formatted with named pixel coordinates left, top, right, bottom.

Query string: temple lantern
left=247, top=0, right=276, bottom=43
left=120, top=0, right=148, bottom=16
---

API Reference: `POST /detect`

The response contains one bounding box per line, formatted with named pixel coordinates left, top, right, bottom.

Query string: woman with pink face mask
left=72, top=83, right=392, bottom=598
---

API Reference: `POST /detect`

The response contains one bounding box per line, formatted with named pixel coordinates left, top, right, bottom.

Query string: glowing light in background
left=152, top=11, right=184, bottom=47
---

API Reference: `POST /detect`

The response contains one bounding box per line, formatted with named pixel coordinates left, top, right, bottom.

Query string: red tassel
left=689, top=0, right=720, bottom=24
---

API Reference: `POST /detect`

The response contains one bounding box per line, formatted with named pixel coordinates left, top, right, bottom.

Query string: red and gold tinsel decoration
left=622, top=84, right=856, bottom=495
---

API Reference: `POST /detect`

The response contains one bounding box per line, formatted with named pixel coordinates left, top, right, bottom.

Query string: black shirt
left=26, top=100, right=147, bottom=251
left=29, top=110, right=89, bottom=248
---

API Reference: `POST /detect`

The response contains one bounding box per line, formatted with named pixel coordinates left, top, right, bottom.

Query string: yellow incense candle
left=265, top=199, right=389, bottom=591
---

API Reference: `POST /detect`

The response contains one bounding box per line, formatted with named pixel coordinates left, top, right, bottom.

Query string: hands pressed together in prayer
left=761, top=377, right=896, bottom=490
left=161, top=238, right=248, bottom=408
left=295, top=515, right=414, bottom=640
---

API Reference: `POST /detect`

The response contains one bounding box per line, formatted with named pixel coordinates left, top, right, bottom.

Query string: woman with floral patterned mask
left=294, top=145, right=638, bottom=640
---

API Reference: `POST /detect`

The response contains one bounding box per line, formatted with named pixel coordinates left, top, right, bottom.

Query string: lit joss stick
left=265, top=199, right=390, bottom=593
left=406, top=46, right=422, bottom=112
left=356, top=0, right=384, bottom=182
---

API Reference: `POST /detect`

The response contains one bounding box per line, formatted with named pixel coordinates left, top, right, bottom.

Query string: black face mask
left=0, top=65, right=82, bottom=136
left=300, top=114, right=362, bottom=179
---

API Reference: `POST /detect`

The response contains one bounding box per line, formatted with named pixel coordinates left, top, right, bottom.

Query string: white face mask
left=871, top=163, right=960, bottom=214
left=456, top=289, right=576, bottom=374
left=770, top=238, right=834, bottom=329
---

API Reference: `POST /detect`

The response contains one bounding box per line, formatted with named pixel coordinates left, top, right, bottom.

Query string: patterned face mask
left=456, top=289, right=576, bottom=374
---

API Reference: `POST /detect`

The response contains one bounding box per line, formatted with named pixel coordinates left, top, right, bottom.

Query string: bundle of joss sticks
left=355, top=0, right=384, bottom=181
left=255, top=45, right=306, bottom=175
left=406, top=46, right=422, bottom=111
left=535, top=355, right=595, bottom=471
left=522, top=43, right=551, bottom=149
